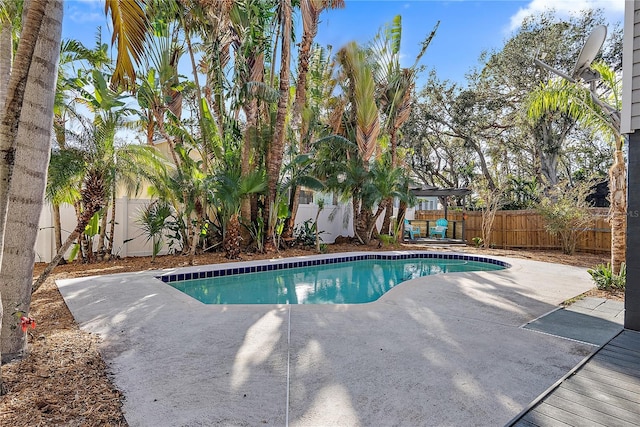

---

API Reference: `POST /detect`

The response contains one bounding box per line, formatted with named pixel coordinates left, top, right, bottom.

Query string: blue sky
left=62, top=0, right=625, bottom=85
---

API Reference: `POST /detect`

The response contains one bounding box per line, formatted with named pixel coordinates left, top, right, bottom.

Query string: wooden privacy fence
left=413, top=208, right=611, bottom=253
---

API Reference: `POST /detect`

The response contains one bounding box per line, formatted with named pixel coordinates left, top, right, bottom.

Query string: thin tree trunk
left=0, top=25, right=12, bottom=110
left=380, top=198, right=393, bottom=235
left=265, top=0, right=292, bottom=251
left=183, top=21, right=209, bottom=168
left=240, top=98, right=258, bottom=243
left=52, top=203, right=63, bottom=252
left=105, top=187, right=117, bottom=259
left=609, top=148, right=626, bottom=274
left=286, top=2, right=320, bottom=241
left=283, top=186, right=300, bottom=239
left=32, top=205, right=99, bottom=293
left=352, top=196, right=366, bottom=244
left=97, top=204, right=108, bottom=260
left=0, top=0, right=61, bottom=368
left=367, top=204, right=386, bottom=242
left=469, top=137, right=496, bottom=190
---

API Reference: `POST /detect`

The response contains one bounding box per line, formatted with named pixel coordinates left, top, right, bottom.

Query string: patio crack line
left=285, top=303, right=291, bottom=427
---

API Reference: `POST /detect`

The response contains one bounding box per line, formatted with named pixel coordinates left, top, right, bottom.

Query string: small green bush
left=294, top=219, right=316, bottom=247
left=471, top=237, right=483, bottom=248
left=587, top=263, right=626, bottom=291
left=379, top=234, right=396, bottom=246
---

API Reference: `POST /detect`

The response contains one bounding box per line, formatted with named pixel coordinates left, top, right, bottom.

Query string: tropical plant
left=527, top=61, right=625, bottom=273
left=294, top=219, right=318, bottom=248
left=264, top=0, right=293, bottom=251
left=588, top=263, right=626, bottom=291
left=208, top=169, right=266, bottom=259
left=137, top=200, right=173, bottom=262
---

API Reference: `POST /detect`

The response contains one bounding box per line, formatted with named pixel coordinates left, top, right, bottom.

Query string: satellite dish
left=533, top=58, right=575, bottom=82
left=571, top=25, right=607, bottom=82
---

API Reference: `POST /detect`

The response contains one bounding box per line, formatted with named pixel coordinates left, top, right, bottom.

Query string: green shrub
left=379, top=234, right=395, bottom=246
left=587, top=263, right=626, bottom=291
left=537, top=183, right=593, bottom=255
left=471, top=237, right=483, bottom=248
left=295, top=219, right=324, bottom=247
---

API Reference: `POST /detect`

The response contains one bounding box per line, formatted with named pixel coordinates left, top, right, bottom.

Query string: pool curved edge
left=156, top=251, right=511, bottom=284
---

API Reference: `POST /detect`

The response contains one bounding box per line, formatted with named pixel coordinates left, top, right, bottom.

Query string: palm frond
left=105, top=0, right=149, bottom=90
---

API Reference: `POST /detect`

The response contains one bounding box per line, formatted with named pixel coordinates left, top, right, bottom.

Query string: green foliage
left=247, top=211, right=265, bottom=253
left=588, top=263, right=626, bottom=291
left=378, top=234, right=395, bottom=246
left=471, top=237, right=483, bottom=248
left=68, top=243, right=81, bottom=263
left=137, top=201, right=173, bottom=261
left=85, top=212, right=101, bottom=237
left=294, top=219, right=317, bottom=248
left=537, top=183, right=593, bottom=255
left=503, top=176, right=540, bottom=210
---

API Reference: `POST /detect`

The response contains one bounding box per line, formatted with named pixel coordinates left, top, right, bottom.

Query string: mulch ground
left=0, top=242, right=616, bottom=426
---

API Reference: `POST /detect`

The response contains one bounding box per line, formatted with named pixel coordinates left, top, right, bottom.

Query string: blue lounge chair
left=404, top=219, right=421, bottom=239
left=429, top=218, right=448, bottom=239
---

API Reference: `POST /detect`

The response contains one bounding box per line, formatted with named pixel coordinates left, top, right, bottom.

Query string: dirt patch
left=0, top=242, right=617, bottom=426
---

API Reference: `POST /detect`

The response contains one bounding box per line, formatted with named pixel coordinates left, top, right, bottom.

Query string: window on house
left=299, top=189, right=314, bottom=205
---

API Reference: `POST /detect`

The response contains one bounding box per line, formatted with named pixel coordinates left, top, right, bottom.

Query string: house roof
left=410, top=186, right=472, bottom=197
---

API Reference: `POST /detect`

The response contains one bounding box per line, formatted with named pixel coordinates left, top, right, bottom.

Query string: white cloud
left=68, top=10, right=103, bottom=24
left=508, top=0, right=625, bottom=32
left=66, top=0, right=104, bottom=24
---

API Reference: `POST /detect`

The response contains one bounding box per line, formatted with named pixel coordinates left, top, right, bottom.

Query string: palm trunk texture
left=0, top=0, right=61, bottom=365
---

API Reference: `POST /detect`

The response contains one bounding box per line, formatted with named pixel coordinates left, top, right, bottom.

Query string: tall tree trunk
left=0, top=0, right=61, bottom=367
left=183, top=21, right=209, bottom=168
left=0, top=25, right=12, bottom=110
left=285, top=0, right=322, bottom=240
left=265, top=0, right=291, bottom=251
left=609, top=148, right=626, bottom=275
left=52, top=203, right=63, bottom=253
left=469, top=137, right=496, bottom=190
left=379, top=198, right=393, bottom=235
left=97, top=204, right=108, bottom=260
left=241, top=97, right=258, bottom=243
left=0, top=0, right=47, bottom=258
left=105, top=187, right=117, bottom=260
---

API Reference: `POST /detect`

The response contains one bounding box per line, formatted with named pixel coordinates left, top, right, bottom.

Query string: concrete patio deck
left=56, top=252, right=615, bottom=426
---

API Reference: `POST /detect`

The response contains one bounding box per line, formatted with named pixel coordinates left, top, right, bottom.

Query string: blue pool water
left=165, top=255, right=506, bottom=304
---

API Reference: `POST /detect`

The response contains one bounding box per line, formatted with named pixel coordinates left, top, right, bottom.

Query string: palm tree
left=208, top=169, right=265, bottom=259
left=0, top=0, right=62, bottom=392
left=291, top=0, right=344, bottom=136
left=527, top=61, right=625, bottom=273
left=368, top=16, right=439, bottom=231
left=33, top=115, right=139, bottom=290
left=285, top=45, right=339, bottom=239
left=53, top=38, right=110, bottom=256
left=265, top=0, right=292, bottom=251
left=336, top=41, right=380, bottom=165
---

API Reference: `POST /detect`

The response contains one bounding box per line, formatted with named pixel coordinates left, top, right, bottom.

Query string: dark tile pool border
left=156, top=253, right=510, bottom=284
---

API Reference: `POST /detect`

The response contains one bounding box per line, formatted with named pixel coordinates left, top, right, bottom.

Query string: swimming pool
left=159, top=252, right=508, bottom=304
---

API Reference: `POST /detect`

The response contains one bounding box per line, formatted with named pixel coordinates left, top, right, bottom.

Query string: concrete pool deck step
left=56, top=252, right=607, bottom=426
left=522, top=297, right=624, bottom=346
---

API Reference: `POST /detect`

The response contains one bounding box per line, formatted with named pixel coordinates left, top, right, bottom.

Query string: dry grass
left=0, top=242, right=615, bottom=426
